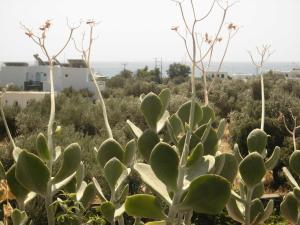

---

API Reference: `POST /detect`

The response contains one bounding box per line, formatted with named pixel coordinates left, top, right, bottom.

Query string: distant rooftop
left=67, top=59, right=87, bottom=68
left=4, top=62, right=29, bottom=67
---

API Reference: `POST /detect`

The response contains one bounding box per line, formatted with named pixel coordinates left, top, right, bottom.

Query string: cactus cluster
left=0, top=132, right=96, bottom=224
left=123, top=88, right=239, bottom=225
left=93, top=137, right=136, bottom=224
left=281, top=150, right=300, bottom=224
left=0, top=17, right=296, bottom=225
left=227, top=129, right=280, bottom=225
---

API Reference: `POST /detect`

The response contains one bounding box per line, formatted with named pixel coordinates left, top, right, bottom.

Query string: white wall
left=0, top=64, right=106, bottom=93
left=1, top=91, right=51, bottom=108
left=0, top=66, right=28, bottom=88
left=60, top=67, right=89, bottom=91
left=206, top=71, right=229, bottom=79
left=27, top=65, right=63, bottom=92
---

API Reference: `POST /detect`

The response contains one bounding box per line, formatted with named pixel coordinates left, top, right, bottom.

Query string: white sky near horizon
left=0, top=0, right=299, bottom=63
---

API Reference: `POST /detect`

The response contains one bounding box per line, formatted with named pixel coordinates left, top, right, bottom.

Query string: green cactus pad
left=76, top=162, right=85, bottom=191
left=15, top=151, right=50, bottom=196
left=256, top=200, right=274, bottom=225
left=186, top=143, right=204, bottom=167
left=293, top=187, right=300, bottom=202
left=199, top=105, right=215, bottom=126
left=101, top=201, right=116, bottom=223
left=158, top=88, right=171, bottom=115
left=36, top=133, right=51, bottom=161
left=140, top=92, right=163, bottom=130
left=150, top=142, right=179, bottom=191
left=133, top=163, right=172, bottom=205
left=181, top=175, right=231, bottom=214
left=115, top=184, right=129, bottom=203
left=186, top=155, right=215, bottom=183
left=145, top=221, right=165, bottom=225
left=250, top=199, right=264, bottom=223
left=289, top=150, right=300, bottom=177
left=247, top=129, right=268, bottom=154
left=0, top=161, right=5, bottom=180
left=53, top=143, right=81, bottom=184
left=265, top=146, right=280, bottom=170
left=280, top=192, right=298, bottom=224
left=178, top=133, right=201, bottom=154
left=79, top=182, right=96, bottom=208
left=125, top=194, right=166, bottom=220
left=11, top=209, right=28, bottom=225
left=127, top=119, right=143, bottom=138
left=214, top=153, right=238, bottom=183
left=239, top=152, right=266, bottom=187
left=168, top=114, right=184, bottom=140
left=226, top=196, right=244, bottom=224
left=6, top=165, right=29, bottom=202
left=97, top=138, right=124, bottom=168
left=137, top=129, right=160, bottom=162
left=194, top=125, right=218, bottom=155
left=251, top=182, right=265, bottom=199
left=177, top=101, right=203, bottom=128
left=124, top=139, right=137, bottom=167
left=217, top=119, right=226, bottom=140
left=104, top=158, right=126, bottom=190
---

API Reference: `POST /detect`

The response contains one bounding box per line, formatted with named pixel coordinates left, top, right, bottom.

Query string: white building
left=1, top=91, right=51, bottom=108
left=0, top=56, right=106, bottom=93
left=206, top=71, right=230, bottom=79
left=274, top=68, right=300, bottom=80
left=0, top=62, right=29, bottom=89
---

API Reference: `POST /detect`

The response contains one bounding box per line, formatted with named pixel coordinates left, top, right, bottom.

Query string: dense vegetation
left=1, top=69, right=299, bottom=224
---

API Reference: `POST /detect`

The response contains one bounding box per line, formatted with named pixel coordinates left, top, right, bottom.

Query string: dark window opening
left=65, top=74, right=69, bottom=78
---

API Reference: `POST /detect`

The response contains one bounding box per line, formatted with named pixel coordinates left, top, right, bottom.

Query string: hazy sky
left=0, top=0, right=299, bottom=62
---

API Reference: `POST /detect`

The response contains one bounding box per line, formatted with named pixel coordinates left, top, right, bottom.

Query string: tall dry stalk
left=248, top=44, right=274, bottom=131
left=21, top=19, right=79, bottom=225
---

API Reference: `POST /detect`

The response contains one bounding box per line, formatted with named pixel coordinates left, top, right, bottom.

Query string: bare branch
left=196, top=0, right=216, bottom=22
left=53, top=21, right=81, bottom=59
left=208, top=27, right=239, bottom=93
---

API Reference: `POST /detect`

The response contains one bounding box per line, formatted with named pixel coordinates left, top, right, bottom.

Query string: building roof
left=67, top=59, right=87, bottom=68
left=3, top=62, right=29, bottom=67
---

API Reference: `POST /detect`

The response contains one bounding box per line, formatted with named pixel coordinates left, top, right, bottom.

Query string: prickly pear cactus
left=227, top=129, right=280, bottom=225
left=4, top=132, right=89, bottom=224
left=280, top=150, right=300, bottom=224
left=124, top=88, right=236, bottom=225
left=93, top=134, right=137, bottom=224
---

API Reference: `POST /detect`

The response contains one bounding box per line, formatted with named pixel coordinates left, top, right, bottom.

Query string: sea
left=91, top=61, right=300, bottom=77
left=1, top=61, right=299, bottom=78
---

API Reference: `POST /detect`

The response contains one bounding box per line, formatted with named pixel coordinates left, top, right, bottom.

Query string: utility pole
left=154, top=57, right=163, bottom=81
left=154, top=58, right=158, bottom=69
left=122, top=63, right=127, bottom=71
left=160, top=57, right=163, bottom=79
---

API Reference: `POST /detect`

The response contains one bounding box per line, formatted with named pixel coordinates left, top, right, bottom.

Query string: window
left=65, top=74, right=69, bottom=78
left=5, top=100, right=8, bottom=104
left=14, top=101, right=18, bottom=106
left=221, top=74, right=224, bottom=78
left=35, top=72, right=41, bottom=82
left=212, top=74, right=214, bottom=78
left=44, top=73, right=47, bottom=77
